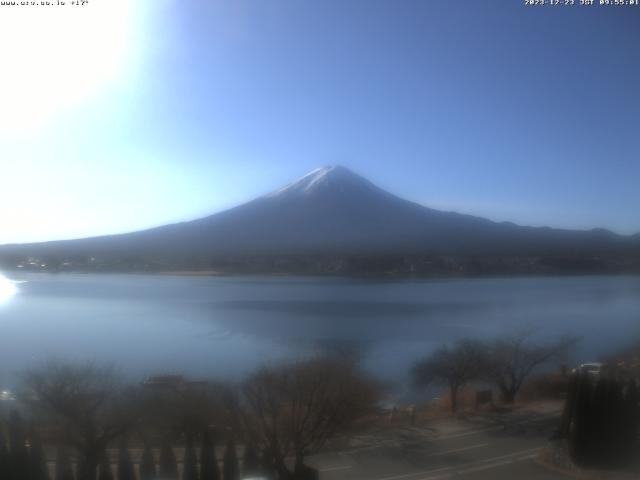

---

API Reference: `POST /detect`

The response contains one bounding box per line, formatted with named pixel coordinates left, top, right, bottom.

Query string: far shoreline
left=4, top=268, right=640, bottom=282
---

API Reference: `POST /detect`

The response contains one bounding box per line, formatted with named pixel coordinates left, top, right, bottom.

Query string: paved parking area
left=309, top=405, right=570, bottom=480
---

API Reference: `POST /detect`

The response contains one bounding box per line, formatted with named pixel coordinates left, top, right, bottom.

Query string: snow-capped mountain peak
left=265, top=165, right=383, bottom=198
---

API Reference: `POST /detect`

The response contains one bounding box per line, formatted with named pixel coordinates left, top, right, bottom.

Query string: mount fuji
left=1, top=166, right=638, bottom=271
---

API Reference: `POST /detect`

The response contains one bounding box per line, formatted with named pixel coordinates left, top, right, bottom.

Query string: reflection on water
left=0, top=273, right=18, bottom=303
left=0, top=273, right=638, bottom=392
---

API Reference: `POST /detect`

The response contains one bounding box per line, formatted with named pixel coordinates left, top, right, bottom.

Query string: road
left=308, top=404, right=569, bottom=480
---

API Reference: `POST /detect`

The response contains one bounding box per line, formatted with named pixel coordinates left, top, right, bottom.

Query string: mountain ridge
left=0, top=166, right=638, bottom=274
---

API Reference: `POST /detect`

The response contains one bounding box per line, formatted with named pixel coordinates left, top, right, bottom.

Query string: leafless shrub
left=236, top=355, right=382, bottom=478
left=21, top=361, right=143, bottom=480
left=412, top=339, right=486, bottom=413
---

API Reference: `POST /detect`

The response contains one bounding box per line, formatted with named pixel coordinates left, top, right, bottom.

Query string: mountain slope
left=1, top=166, right=638, bottom=261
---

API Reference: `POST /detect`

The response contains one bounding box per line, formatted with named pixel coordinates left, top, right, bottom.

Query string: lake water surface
left=1, top=273, right=639, bottom=397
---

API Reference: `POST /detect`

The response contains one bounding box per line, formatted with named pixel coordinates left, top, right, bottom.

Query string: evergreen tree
left=222, top=438, right=239, bottom=480
left=199, top=430, right=219, bottom=480
left=605, top=377, right=625, bottom=465
left=54, top=447, right=74, bottom=480
left=183, top=435, right=199, bottom=480
left=97, top=451, right=114, bottom=480
left=569, top=373, right=593, bottom=464
left=29, top=430, right=50, bottom=480
left=559, top=373, right=578, bottom=438
left=242, top=443, right=260, bottom=478
left=0, top=433, right=9, bottom=480
left=623, top=380, right=639, bottom=460
left=259, top=449, right=276, bottom=480
left=158, top=439, right=178, bottom=480
left=117, top=443, right=136, bottom=480
left=590, top=376, right=608, bottom=463
left=139, top=444, right=156, bottom=480
left=8, top=410, right=30, bottom=480
left=567, top=373, right=640, bottom=468
left=8, top=411, right=27, bottom=454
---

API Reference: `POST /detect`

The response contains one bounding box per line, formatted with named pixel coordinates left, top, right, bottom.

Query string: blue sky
left=1, top=0, right=639, bottom=243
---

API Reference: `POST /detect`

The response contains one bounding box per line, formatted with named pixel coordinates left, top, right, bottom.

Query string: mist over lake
left=1, top=273, right=639, bottom=396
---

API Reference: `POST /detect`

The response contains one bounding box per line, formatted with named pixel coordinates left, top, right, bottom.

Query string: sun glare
left=0, top=274, right=18, bottom=304
left=0, top=0, right=133, bottom=132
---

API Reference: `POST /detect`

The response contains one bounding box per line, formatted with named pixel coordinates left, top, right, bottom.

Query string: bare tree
left=238, top=356, right=381, bottom=479
left=483, top=329, right=578, bottom=403
left=22, top=362, right=142, bottom=480
left=412, top=339, right=486, bottom=413
left=139, top=378, right=230, bottom=442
